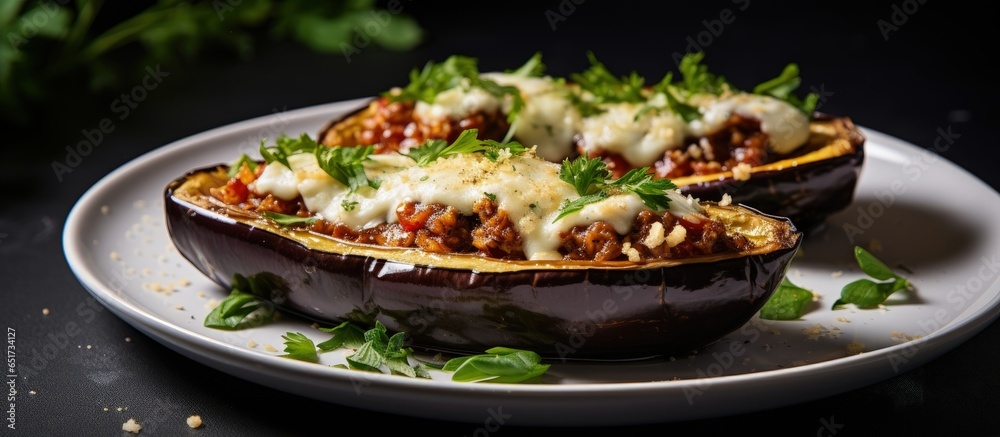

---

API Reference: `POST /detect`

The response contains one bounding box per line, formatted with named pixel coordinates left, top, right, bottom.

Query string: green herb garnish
left=405, top=129, right=527, bottom=166
left=554, top=156, right=676, bottom=221
left=203, top=289, right=270, bottom=330
left=506, top=51, right=545, bottom=77
left=406, top=129, right=484, bottom=166
left=570, top=51, right=646, bottom=104
left=386, top=55, right=525, bottom=123
left=832, top=246, right=913, bottom=309
left=261, top=211, right=317, bottom=227
left=341, top=199, right=359, bottom=212
left=442, top=347, right=550, bottom=383
left=752, top=63, right=820, bottom=116
left=484, top=192, right=497, bottom=202
left=759, top=278, right=814, bottom=320
left=280, top=332, right=319, bottom=363
left=227, top=154, right=258, bottom=178
left=315, top=144, right=381, bottom=192
left=675, top=52, right=732, bottom=97
left=316, top=321, right=367, bottom=351
left=260, top=133, right=317, bottom=168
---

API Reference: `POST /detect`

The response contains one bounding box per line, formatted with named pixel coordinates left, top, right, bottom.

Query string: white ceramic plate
left=63, top=99, right=1000, bottom=426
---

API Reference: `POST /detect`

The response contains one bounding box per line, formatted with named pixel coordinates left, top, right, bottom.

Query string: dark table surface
left=4, top=1, right=999, bottom=435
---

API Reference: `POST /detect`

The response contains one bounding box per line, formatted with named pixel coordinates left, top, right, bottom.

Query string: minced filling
left=211, top=151, right=751, bottom=262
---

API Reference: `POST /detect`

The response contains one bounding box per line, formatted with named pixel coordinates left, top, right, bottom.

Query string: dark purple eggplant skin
left=165, top=171, right=802, bottom=361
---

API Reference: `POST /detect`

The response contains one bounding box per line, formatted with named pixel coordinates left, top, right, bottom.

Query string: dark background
left=3, top=1, right=999, bottom=435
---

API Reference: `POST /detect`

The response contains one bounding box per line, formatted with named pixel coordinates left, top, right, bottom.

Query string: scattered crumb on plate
left=836, top=317, right=851, bottom=323
left=830, top=270, right=843, bottom=278
left=110, top=251, right=121, bottom=261
left=247, top=340, right=258, bottom=348
left=186, top=415, right=203, bottom=429
left=100, top=205, right=110, bottom=215
left=122, top=418, right=142, bottom=434
left=847, top=341, right=865, bottom=355
left=263, top=344, right=278, bottom=353
left=42, top=308, right=50, bottom=316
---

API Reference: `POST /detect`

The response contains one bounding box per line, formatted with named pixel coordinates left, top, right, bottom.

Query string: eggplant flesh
left=165, top=169, right=802, bottom=360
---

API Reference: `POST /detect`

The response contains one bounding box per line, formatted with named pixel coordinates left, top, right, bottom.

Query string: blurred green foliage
left=0, top=0, right=424, bottom=125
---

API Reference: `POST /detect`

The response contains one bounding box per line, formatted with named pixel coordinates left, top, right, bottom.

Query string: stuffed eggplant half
left=318, top=52, right=864, bottom=230
left=165, top=130, right=802, bottom=360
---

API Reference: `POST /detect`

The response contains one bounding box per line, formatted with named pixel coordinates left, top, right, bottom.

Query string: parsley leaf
left=386, top=55, right=525, bottom=123
left=260, top=133, right=317, bottom=168
left=759, top=278, right=815, bottom=320
left=405, top=129, right=527, bottom=166
left=262, top=211, right=317, bottom=227
left=405, top=129, right=483, bottom=166
left=281, top=332, right=319, bottom=363
left=482, top=139, right=528, bottom=161
left=832, top=246, right=913, bottom=309
left=554, top=156, right=675, bottom=222
left=315, top=144, right=381, bottom=192
left=442, top=347, right=550, bottom=383
left=571, top=51, right=646, bottom=104
left=228, top=154, right=258, bottom=178
left=506, top=51, right=545, bottom=77
left=317, top=321, right=367, bottom=351
left=203, top=288, right=271, bottom=330
left=675, top=52, right=732, bottom=96
left=752, top=63, right=820, bottom=116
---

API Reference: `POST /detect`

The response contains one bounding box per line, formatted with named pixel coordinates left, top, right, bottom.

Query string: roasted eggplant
left=165, top=161, right=802, bottom=360
left=317, top=53, right=865, bottom=230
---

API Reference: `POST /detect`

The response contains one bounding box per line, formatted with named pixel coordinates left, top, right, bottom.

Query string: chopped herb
left=341, top=199, right=359, bottom=212
left=203, top=288, right=270, bottom=330
left=506, top=51, right=545, bottom=77
left=419, top=175, right=429, bottom=181
left=405, top=129, right=527, bottom=166
left=759, top=278, right=814, bottom=320
left=832, top=246, right=913, bottom=309
left=316, top=321, right=367, bottom=351
left=554, top=156, right=676, bottom=221
left=405, top=129, right=483, bottom=166
left=570, top=51, right=646, bottom=104
left=386, top=55, right=525, bottom=123
left=482, top=139, right=527, bottom=162
left=315, top=145, right=381, bottom=192
left=280, top=332, right=319, bottom=363
left=484, top=192, right=497, bottom=202
left=442, top=347, right=550, bottom=383
left=262, top=211, right=317, bottom=227
left=752, top=63, right=820, bottom=116
left=227, top=154, right=258, bottom=178
left=559, top=155, right=610, bottom=196
left=675, top=52, right=732, bottom=96
left=260, top=133, right=317, bottom=168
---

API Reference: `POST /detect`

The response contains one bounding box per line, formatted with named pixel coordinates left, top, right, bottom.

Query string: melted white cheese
left=688, top=93, right=810, bottom=154
left=481, top=73, right=579, bottom=162
left=250, top=151, right=703, bottom=261
left=578, top=102, right=688, bottom=167
left=413, top=85, right=502, bottom=121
